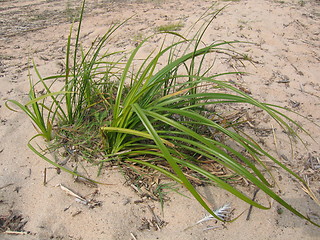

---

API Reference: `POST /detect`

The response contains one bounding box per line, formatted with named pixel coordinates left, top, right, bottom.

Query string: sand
left=0, top=0, right=320, bottom=239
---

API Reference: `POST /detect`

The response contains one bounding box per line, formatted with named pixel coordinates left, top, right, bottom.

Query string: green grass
left=155, top=22, right=184, bottom=32
left=132, top=33, right=145, bottom=45
left=6, top=0, right=320, bottom=227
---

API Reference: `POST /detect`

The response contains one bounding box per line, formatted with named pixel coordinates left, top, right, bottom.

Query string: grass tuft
left=155, top=22, right=184, bottom=32
left=7, top=0, right=320, bottom=227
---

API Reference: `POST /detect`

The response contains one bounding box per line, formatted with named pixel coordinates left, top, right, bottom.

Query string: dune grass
left=6, top=0, right=319, bottom=227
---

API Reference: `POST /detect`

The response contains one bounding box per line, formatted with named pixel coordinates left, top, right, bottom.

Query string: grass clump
left=6, top=0, right=320, bottom=227
left=155, top=22, right=184, bottom=32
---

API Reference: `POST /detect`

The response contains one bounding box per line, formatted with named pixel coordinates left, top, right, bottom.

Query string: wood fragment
left=0, top=183, right=14, bottom=190
left=290, top=63, right=303, bottom=75
left=203, top=226, right=220, bottom=231
left=130, top=184, right=142, bottom=194
left=71, top=211, right=82, bottom=217
left=130, top=232, right=138, bottom=240
left=277, top=79, right=290, bottom=83
left=133, top=199, right=144, bottom=204
left=1, top=212, right=15, bottom=229
left=43, top=168, right=47, bottom=186
left=75, top=198, right=88, bottom=205
left=246, top=189, right=260, bottom=220
left=147, top=205, right=161, bottom=230
left=4, top=230, right=28, bottom=235
left=58, top=184, right=87, bottom=203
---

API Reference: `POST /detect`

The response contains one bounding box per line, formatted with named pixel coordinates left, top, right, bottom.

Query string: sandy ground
left=0, top=0, right=320, bottom=239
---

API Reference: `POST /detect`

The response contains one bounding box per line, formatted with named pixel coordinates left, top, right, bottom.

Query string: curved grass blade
left=132, top=103, right=225, bottom=221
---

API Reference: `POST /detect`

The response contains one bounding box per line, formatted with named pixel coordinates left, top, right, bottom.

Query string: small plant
left=7, top=0, right=320, bottom=227
left=132, top=33, right=145, bottom=46
left=6, top=65, right=60, bottom=141
left=155, top=22, right=184, bottom=32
